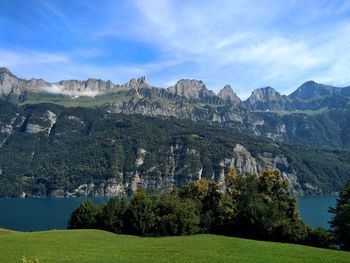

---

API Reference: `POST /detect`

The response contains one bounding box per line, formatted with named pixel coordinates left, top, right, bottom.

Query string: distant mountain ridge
left=2, top=67, right=350, bottom=107
left=1, top=67, right=350, bottom=149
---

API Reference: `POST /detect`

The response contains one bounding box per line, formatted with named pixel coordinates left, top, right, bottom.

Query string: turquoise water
left=0, top=196, right=336, bottom=231
left=0, top=197, right=108, bottom=231
left=298, top=196, right=336, bottom=229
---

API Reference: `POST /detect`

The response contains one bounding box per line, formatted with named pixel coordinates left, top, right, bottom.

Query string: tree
left=329, top=180, right=350, bottom=250
left=97, top=197, right=129, bottom=233
left=153, top=195, right=200, bottom=236
left=124, top=190, right=155, bottom=236
left=68, top=199, right=99, bottom=229
left=178, top=179, right=222, bottom=232
left=228, top=169, right=309, bottom=242
left=225, top=167, right=242, bottom=197
left=306, top=227, right=332, bottom=248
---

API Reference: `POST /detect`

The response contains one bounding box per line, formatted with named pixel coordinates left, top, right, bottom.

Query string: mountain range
left=1, top=67, right=350, bottom=197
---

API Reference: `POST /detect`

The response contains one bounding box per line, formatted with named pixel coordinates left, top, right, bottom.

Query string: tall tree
left=329, top=181, right=350, bottom=250
left=124, top=190, right=155, bottom=236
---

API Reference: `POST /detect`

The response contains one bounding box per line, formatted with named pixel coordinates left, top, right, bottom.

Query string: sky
left=1, top=0, right=350, bottom=98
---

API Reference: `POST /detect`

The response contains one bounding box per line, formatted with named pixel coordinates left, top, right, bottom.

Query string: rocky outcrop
left=218, top=85, right=241, bottom=104
left=50, top=179, right=126, bottom=197
left=244, top=86, right=288, bottom=110
left=121, top=143, right=304, bottom=196
left=0, top=67, right=29, bottom=97
left=232, top=144, right=258, bottom=174
left=167, top=79, right=207, bottom=99
left=24, top=110, right=57, bottom=134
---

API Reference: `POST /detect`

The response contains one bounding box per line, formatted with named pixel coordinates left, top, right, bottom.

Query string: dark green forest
left=1, top=100, right=350, bottom=196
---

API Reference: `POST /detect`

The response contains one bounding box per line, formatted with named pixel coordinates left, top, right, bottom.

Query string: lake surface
left=298, top=196, right=336, bottom=229
left=0, top=196, right=336, bottom=231
left=0, top=197, right=108, bottom=231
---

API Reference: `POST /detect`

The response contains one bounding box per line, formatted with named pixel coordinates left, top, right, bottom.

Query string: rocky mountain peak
left=0, top=67, right=27, bottom=96
left=0, top=67, right=17, bottom=83
left=218, top=85, right=241, bottom=104
left=289, top=80, right=336, bottom=100
left=127, top=76, right=148, bottom=89
left=167, top=79, right=207, bottom=99
left=0, top=67, right=13, bottom=76
left=243, top=86, right=287, bottom=110
left=247, top=86, right=282, bottom=103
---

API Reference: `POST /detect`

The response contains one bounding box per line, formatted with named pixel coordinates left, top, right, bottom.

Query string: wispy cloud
left=0, top=49, right=69, bottom=68
left=125, top=0, right=350, bottom=96
left=1, top=0, right=350, bottom=98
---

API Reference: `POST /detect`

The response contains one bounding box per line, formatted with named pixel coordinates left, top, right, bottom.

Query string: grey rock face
left=167, top=79, right=207, bottom=99
left=218, top=85, right=241, bottom=104
left=232, top=143, right=258, bottom=174
left=23, top=110, right=56, bottom=134
left=0, top=68, right=149, bottom=99
left=50, top=179, right=126, bottom=197
left=244, top=86, right=288, bottom=110
left=0, top=68, right=28, bottom=97
left=127, top=76, right=148, bottom=90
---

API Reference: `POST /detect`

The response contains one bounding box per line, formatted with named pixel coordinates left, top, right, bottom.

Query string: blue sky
left=1, top=0, right=350, bottom=98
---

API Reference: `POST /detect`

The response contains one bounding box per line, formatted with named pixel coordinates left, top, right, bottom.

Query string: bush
left=68, top=200, right=99, bottom=229
left=306, top=227, right=333, bottom=248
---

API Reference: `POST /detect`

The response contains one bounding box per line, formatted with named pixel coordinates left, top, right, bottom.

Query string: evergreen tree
left=329, top=181, right=350, bottom=250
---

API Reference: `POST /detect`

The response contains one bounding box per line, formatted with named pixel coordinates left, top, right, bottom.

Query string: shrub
left=68, top=199, right=99, bottom=229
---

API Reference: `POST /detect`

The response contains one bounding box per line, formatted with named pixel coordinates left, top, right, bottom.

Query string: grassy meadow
left=0, top=229, right=349, bottom=263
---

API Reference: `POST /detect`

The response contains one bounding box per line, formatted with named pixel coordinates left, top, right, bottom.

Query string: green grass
left=19, top=91, right=133, bottom=108
left=252, top=107, right=328, bottom=116
left=0, top=230, right=349, bottom=263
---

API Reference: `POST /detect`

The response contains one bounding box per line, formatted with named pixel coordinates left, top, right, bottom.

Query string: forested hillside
left=0, top=100, right=349, bottom=197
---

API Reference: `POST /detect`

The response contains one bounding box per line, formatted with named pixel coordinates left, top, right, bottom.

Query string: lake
left=298, top=196, right=337, bottom=229
left=0, top=196, right=337, bottom=231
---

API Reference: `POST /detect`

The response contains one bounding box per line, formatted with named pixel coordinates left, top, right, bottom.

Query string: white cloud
left=3, top=0, right=350, bottom=99
left=40, top=84, right=100, bottom=97
left=0, top=49, right=68, bottom=68
left=126, top=0, right=350, bottom=96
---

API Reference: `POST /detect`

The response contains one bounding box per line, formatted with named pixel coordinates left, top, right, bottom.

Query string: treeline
left=68, top=169, right=335, bottom=249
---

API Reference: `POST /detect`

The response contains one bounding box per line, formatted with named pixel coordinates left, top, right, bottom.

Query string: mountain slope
left=0, top=101, right=350, bottom=197
left=1, top=68, right=350, bottom=148
left=1, top=68, right=350, bottom=197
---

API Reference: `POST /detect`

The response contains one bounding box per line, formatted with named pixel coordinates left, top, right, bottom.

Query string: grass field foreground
left=0, top=229, right=349, bottom=263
